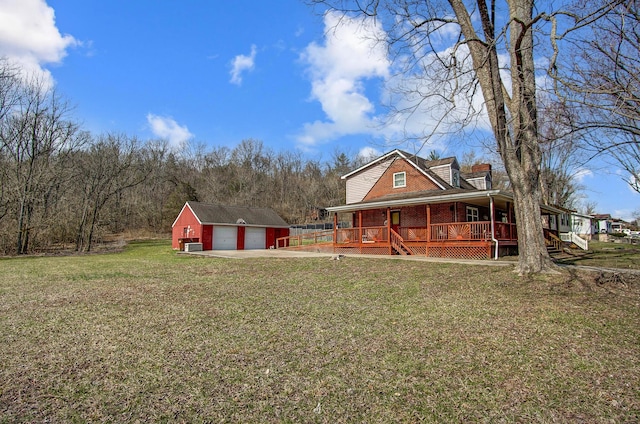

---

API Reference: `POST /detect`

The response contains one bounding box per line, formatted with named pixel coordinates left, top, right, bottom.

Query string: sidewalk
left=180, top=248, right=515, bottom=266
left=180, top=249, right=640, bottom=275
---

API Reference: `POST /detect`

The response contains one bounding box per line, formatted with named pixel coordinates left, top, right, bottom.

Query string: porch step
left=547, top=244, right=576, bottom=260
left=393, top=245, right=411, bottom=255
left=547, top=245, right=561, bottom=254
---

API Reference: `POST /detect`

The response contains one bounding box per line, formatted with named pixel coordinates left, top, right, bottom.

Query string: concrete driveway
left=182, top=249, right=330, bottom=259
left=180, top=248, right=515, bottom=266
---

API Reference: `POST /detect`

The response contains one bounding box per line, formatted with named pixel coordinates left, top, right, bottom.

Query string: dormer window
left=393, top=172, right=406, bottom=188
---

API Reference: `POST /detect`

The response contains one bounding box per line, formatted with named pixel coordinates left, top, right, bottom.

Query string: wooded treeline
left=0, top=57, right=586, bottom=256
left=0, top=59, right=368, bottom=254
left=0, top=126, right=361, bottom=255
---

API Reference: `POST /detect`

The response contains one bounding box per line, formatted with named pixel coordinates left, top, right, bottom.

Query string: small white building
left=593, top=214, right=613, bottom=234
left=570, top=212, right=595, bottom=240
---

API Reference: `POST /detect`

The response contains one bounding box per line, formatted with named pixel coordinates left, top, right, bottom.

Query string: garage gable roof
left=185, top=202, right=289, bottom=227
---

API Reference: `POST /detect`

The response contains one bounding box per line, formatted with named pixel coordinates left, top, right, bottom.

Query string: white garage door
left=213, top=226, right=237, bottom=250
left=244, top=227, right=266, bottom=250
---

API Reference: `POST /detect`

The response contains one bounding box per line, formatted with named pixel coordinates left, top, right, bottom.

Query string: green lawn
left=556, top=240, right=640, bottom=270
left=1, top=240, right=639, bottom=422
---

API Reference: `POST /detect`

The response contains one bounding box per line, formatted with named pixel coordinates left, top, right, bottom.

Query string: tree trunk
left=450, top=0, right=555, bottom=273
left=510, top=167, right=556, bottom=273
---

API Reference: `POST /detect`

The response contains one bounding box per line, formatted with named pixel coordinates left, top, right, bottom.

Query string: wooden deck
left=277, top=221, right=518, bottom=260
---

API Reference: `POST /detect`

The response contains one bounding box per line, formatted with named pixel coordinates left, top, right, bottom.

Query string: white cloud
left=297, top=11, right=495, bottom=152
left=0, top=0, right=76, bottom=84
left=381, top=43, right=497, bottom=149
left=229, top=45, right=257, bottom=85
left=297, top=11, right=390, bottom=147
left=146, top=114, right=194, bottom=149
left=574, top=168, right=593, bottom=182
left=358, top=146, right=381, bottom=161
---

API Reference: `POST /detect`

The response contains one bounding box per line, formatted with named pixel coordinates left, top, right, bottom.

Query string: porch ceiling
left=326, top=190, right=563, bottom=214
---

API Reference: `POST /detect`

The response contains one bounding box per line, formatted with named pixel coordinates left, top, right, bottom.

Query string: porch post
left=358, top=210, right=363, bottom=251
left=386, top=207, right=391, bottom=255
left=507, top=202, right=514, bottom=240
left=333, top=212, right=338, bottom=249
left=489, top=196, right=498, bottom=260
left=426, top=204, right=431, bottom=257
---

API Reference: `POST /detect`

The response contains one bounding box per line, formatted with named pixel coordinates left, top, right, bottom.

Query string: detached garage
left=172, top=202, right=290, bottom=251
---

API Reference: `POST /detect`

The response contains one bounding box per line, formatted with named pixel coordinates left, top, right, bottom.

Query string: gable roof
left=342, top=150, right=449, bottom=190
left=421, top=156, right=457, bottom=168
left=176, top=202, right=289, bottom=228
left=343, top=149, right=478, bottom=191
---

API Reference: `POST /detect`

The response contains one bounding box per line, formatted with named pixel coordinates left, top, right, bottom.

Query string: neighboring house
left=548, top=207, right=592, bottom=249
left=592, top=214, right=613, bottom=233
left=172, top=202, right=289, bottom=251
left=305, top=149, right=563, bottom=260
left=570, top=212, right=595, bottom=240
left=552, top=208, right=573, bottom=234
left=611, top=219, right=629, bottom=233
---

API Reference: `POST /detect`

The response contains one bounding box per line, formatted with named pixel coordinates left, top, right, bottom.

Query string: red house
left=172, top=202, right=290, bottom=251
left=277, top=149, right=562, bottom=260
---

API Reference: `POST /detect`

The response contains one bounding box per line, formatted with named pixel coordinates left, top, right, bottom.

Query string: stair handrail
left=390, top=228, right=409, bottom=255
left=570, top=232, right=588, bottom=250
left=559, top=231, right=589, bottom=251
left=544, top=229, right=563, bottom=252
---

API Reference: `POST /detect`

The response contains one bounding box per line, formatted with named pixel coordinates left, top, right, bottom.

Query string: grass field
left=555, top=240, right=640, bottom=270
left=1, top=240, right=639, bottom=422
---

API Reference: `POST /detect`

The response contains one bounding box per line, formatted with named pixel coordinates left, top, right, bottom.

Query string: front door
left=391, top=210, right=401, bottom=234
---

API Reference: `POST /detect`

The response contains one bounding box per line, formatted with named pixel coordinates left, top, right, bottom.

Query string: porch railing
left=429, top=222, right=516, bottom=242
left=276, top=229, right=333, bottom=248
left=276, top=221, right=517, bottom=249
left=336, top=226, right=388, bottom=244
left=559, top=231, right=589, bottom=250
left=399, top=227, right=428, bottom=241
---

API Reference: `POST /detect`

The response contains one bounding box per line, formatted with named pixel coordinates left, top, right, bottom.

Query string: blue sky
left=1, top=0, right=638, bottom=220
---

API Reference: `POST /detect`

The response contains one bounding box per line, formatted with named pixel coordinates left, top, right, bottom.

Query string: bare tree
left=609, top=131, right=640, bottom=193
left=552, top=1, right=639, bottom=193
left=0, top=59, right=24, bottom=225
left=73, top=134, right=149, bottom=252
left=308, top=0, right=618, bottom=273
left=0, top=74, right=84, bottom=254
left=537, top=100, right=588, bottom=208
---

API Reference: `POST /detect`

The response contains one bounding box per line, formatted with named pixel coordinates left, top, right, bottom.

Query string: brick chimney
left=469, top=163, right=492, bottom=190
left=471, top=163, right=492, bottom=173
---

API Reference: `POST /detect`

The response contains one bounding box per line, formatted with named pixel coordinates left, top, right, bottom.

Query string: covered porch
left=328, top=191, right=518, bottom=259
left=333, top=220, right=517, bottom=259
left=277, top=190, right=561, bottom=260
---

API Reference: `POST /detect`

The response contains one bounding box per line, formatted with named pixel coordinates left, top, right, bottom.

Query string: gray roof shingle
left=187, top=202, right=289, bottom=227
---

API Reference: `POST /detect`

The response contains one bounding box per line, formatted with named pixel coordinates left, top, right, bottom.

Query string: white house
left=570, top=212, right=595, bottom=240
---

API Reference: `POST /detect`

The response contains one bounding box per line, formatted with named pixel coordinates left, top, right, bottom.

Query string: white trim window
left=466, top=206, right=479, bottom=222
left=393, top=171, right=406, bottom=188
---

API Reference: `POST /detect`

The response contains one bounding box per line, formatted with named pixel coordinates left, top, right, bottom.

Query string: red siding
left=172, top=206, right=202, bottom=249
left=202, top=225, right=213, bottom=250
left=267, top=228, right=290, bottom=249
left=237, top=226, right=246, bottom=250
left=173, top=204, right=289, bottom=251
